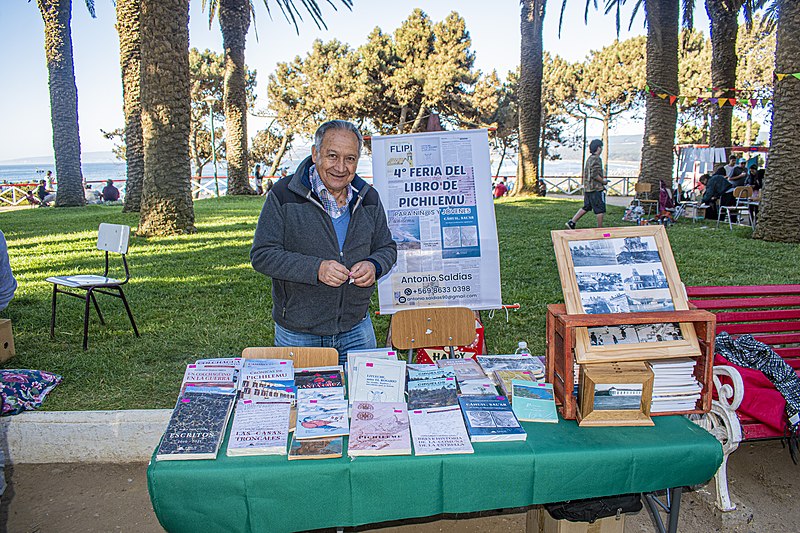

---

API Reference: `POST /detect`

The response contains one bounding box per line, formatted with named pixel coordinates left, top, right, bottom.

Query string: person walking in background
left=566, top=139, right=608, bottom=229
left=102, top=179, right=120, bottom=202
left=253, top=163, right=264, bottom=195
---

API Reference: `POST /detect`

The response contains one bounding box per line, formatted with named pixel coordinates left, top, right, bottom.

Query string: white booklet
left=347, top=349, right=398, bottom=397
left=408, top=405, right=474, bottom=455
left=350, top=358, right=407, bottom=405
left=226, top=400, right=291, bottom=456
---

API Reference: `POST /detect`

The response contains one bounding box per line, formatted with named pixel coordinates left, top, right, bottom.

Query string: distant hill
left=0, top=151, right=119, bottom=165
left=550, top=135, right=643, bottom=162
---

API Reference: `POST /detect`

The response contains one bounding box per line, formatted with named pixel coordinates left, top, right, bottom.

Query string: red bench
left=686, top=284, right=800, bottom=510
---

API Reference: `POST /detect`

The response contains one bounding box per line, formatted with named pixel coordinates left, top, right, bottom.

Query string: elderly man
left=251, top=120, right=397, bottom=364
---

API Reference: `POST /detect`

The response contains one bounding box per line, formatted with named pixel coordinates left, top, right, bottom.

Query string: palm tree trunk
left=37, top=0, right=85, bottom=207
left=220, top=0, right=254, bottom=195
left=706, top=0, right=740, bottom=149
left=138, top=0, right=195, bottom=236
left=753, top=0, right=800, bottom=243
left=638, top=0, right=679, bottom=191
left=116, top=0, right=144, bottom=213
left=516, top=0, right=545, bottom=196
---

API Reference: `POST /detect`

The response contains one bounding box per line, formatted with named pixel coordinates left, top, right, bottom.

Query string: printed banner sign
left=372, top=129, right=502, bottom=313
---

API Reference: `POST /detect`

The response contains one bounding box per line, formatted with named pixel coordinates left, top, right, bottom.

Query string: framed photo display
left=551, top=226, right=701, bottom=363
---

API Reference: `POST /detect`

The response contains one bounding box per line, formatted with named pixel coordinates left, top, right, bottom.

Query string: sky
left=0, top=1, right=711, bottom=162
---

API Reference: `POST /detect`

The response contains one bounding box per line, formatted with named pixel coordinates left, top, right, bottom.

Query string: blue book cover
left=511, top=380, right=558, bottom=423
left=458, top=396, right=527, bottom=442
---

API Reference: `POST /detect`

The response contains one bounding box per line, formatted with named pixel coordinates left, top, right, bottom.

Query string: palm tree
left=202, top=0, right=353, bottom=196
left=115, top=0, right=144, bottom=213
left=754, top=0, right=800, bottom=243
left=37, top=0, right=95, bottom=207
left=138, top=0, right=195, bottom=235
left=515, top=0, right=546, bottom=196
left=639, top=0, right=680, bottom=191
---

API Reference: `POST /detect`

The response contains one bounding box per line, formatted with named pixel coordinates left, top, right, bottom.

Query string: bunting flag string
left=644, top=83, right=773, bottom=108
left=776, top=72, right=800, bottom=81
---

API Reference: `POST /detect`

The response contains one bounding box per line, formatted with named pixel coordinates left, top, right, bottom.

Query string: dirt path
left=0, top=439, right=796, bottom=532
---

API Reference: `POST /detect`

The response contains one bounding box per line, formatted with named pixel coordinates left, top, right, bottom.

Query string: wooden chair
left=389, top=306, right=476, bottom=362
left=634, top=182, right=659, bottom=216
left=717, top=186, right=753, bottom=230
left=47, top=223, right=139, bottom=350
left=241, top=346, right=338, bottom=368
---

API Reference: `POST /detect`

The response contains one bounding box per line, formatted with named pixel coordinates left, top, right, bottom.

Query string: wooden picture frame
left=551, top=226, right=701, bottom=363
left=578, top=362, right=654, bottom=427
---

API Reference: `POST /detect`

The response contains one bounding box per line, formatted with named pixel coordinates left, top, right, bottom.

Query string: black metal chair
left=47, top=223, right=139, bottom=350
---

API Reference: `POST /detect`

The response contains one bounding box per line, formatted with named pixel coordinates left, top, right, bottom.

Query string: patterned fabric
left=715, top=332, right=800, bottom=425
left=1, top=369, right=63, bottom=416
left=309, top=164, right=352, bottom=219
left=582, top=154, right=605, bottom=192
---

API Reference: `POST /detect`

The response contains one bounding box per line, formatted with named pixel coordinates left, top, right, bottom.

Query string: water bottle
left=515, top=341, right=530, bottom=355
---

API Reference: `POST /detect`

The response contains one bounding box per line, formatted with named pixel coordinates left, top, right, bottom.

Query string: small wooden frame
left=578, top=362, right=654, bottom=427
left=551, top=225, right=701, bottom=363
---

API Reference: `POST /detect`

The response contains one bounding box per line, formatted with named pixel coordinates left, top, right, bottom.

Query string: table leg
left=644, top=487, right=683, bottom=533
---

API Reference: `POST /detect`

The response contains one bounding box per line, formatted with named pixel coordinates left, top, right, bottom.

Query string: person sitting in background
left=493, top=178, right=508, bottom=199
left=746, top=167, right=764, bottom=192
left=723, top=155, right=738, bottom=178
left=0, top=230, right=16, bottom=312
left=700, top=167, right=735, bottom=220
left=84, top=184, right=103, bottom=205
left=728, top=166, right=747, bottom=188
left=36, top=179, right=55, bottom=206
left=102, top=179, right=120, bottom=202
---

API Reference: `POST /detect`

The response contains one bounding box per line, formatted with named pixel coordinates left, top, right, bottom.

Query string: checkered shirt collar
left=309, top=164, right=353, bottom=219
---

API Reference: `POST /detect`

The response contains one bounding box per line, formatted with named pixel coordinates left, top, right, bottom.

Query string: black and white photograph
left=626, top=290, right=674, bottom=312
left=593, top=383, right=643, bottom=411
left=633, top=323, right=684, bottom=342
left=568, top=240, right=617, bottom=267
left=588, top=323, right=684, bottom=345
left=581, top=292, right=631, bottom=314
left=623, top=267, right=668, bottom=291
left=576, top=271, right=624, bottom=292
left=615, top=236, right=662, bottom=264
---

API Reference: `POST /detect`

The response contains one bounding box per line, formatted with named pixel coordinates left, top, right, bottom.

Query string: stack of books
left=648, top=358, right=702, bottom=413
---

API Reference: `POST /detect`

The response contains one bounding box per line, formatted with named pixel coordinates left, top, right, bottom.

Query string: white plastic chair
left=717, top=186, right=753, bottom=230
left=47, top=223, right=139, bottom=350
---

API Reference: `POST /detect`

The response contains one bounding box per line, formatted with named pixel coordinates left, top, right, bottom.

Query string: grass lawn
left=1, top=195, right=797, bottom=411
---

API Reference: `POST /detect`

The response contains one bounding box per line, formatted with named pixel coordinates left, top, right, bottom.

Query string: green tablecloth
left=147, top=416, right=721, bottom=533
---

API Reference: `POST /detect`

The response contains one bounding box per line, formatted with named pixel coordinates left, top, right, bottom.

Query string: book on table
left=226, top=399, right=291, bottom=456
left=350, top=358, right=407, bottom=406
left=288, top=435, right=343, bottom=460
left=511, top=380, right=558, bottom=423
left=408, top=405, right=474, bottom=455
left=181, top=365, right=237, bottom=388
left=436, top=357, right=486, bottom=382
left=347, top=350, right=398, bottom=400
left=348, top=402, right=411, bottom=457
left=156, top=388, right=236, bottom=461
left=294, top=366, right=345, bottom=389
left=407, top=377, right=458, bottom=410
left=194, top=357, right=244, bottom=369
left=294, top=399, right=350, bottom=440
left=493, top=370, right=537, bottom=399
left=457, top=379, right=498, bottom=396
left=239, top=378, right=297, bottom=404
left=458, top=396, right=527, bottom=442
left=475, top=355, right=545, bottom=384
left=407, top=365, right=455, bottom=382
left=296, top=387, right=345, bottom=402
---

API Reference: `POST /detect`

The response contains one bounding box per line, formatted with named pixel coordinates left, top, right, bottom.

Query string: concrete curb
left=0, top=409, right=171, bottom=464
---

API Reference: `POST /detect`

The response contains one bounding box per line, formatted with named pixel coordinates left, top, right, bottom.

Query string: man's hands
left=349, top=260, right=376, bottom=287
left=318, top=260, right=376, bottom=288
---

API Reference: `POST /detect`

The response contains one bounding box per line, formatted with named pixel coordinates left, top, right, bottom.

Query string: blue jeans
left=274, top=315, right=377, bottom=366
